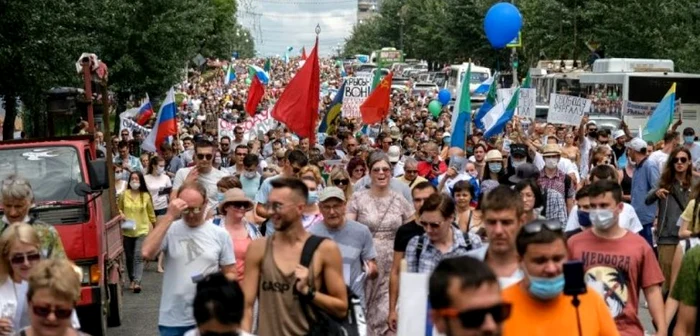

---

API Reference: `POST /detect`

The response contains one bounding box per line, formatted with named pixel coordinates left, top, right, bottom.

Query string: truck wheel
left=77, top=304, right=107, bottom=336
left=107, top=282, right=123, bottom=327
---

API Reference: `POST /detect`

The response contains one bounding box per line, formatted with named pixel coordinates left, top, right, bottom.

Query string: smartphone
left=563, top=260, right=587, bottom=296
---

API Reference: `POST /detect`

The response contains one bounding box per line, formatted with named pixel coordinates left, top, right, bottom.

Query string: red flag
left=360, top=72, right=393, bottom=125
left=271, top=38, right=320, bottom=145
left=301, top=46, right=307, bottom=61
left=245, top=75, right=265, bottom=117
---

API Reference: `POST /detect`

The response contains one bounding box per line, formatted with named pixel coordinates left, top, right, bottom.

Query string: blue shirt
left=631, top=157, right=660, bottom=224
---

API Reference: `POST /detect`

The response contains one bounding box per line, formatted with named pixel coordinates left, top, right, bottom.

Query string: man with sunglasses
left=309, top=187, right=378, bottom=308
left=172, top=140, right=229, bottom=216
left=417, top=142, right=447, bottom=184
left=467, top=185, right=525, bottom=289
left=578, top=117, right=598, bottom=180
left=224, top=145, right=249, bottom=176
left=242, top=178, right=347, bottom=335
left=501, top=219, right=617, bottom=335
left=143, top=182, right=236, bottom=336
left=429, top=256, right=510, bottom=336
left=568, top=180, right=666, bottom=336
left=218, top=136, right=233, bottom=168
left=231, top=126, right=248, bottom=150
left=397, top=157, right=428, bottom=190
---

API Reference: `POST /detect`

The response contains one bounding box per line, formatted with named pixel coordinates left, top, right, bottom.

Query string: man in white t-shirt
left=172, top=140, right=229, bottom=215
left=565, top=186, right=643, bottom=235
left=143, top=183, right=236, bottom=336
left=578, top=118, right=598, bottom=179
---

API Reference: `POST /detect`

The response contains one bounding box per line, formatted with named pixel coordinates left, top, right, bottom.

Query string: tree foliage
left=0, top=0, right=255, bottom=137
left=344, top=0, right=700, bottom=74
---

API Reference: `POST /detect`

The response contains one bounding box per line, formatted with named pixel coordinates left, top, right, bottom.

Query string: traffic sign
left=507, top=32, right=522, bottom=48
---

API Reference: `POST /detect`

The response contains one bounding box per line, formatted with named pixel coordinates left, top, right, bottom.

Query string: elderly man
left=397, top=157, right=428, bottom=189
left=1, top=175, right=66, bottom=259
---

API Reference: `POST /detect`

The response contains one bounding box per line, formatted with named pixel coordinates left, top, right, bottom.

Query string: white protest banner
left=119, top=115, right=151, bottom=138
left=547, top=93, right=592, bottom=126
left=218, top=107, right=278, bottom=141
left=397, top=272, right=445, bottom=336
left=342, top=77, right=371, bottom=118
left=519, top=88, right=536, bottom=119
left=622, top=99, right=682, bottom=117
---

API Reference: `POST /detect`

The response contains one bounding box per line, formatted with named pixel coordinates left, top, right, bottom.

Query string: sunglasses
left=182, top=207, right=202, bottom=215
left=404, top=169, right=418, bottom=174
left=435, top=303, right=512, bottom=329
left=372, top=167, right=391, bottom=173
left=522, top=220, right=563, bottom=234
left=419, top=220, right=442, bottom=229
left=197, top=154, right=214, bottom=160
left=31, top=304, right=73, bottom=319
left=228, top=201, right=251, bottom=210
left=673, top=157, right=689, bottom=164
left=333, top=179, right=349, bottom=186
left=10, top=252, right=41, bottom=265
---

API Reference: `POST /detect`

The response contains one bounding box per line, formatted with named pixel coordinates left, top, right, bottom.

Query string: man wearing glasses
left=397, top=157, right=428, bottom=190
left=171, top=140, right=229, bottom=216
left=501, top=219, right=617, bottom=335
left=309, top=187, right=378, bottom=309
left=231, top=126, right=248, bottom=149
left=219, top=136, right=233, bottom=168
left=143, top=182, right=236, bottom=336
left=224, top=145, right=249, bottom=176
left=429, top=256, right=510, bottom=336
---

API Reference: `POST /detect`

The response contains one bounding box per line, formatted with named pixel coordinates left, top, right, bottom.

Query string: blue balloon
left=438, top=89, right=451, bottom=105
left=484, top=2, right=523, bottom=49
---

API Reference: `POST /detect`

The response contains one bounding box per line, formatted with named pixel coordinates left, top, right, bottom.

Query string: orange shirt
left=502, top=281, right=619, bottom=336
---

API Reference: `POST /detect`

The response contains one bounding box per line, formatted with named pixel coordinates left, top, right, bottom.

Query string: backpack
left=413, top=225, right=474, bottom=271
left=298, top=235, right=366, bottom=336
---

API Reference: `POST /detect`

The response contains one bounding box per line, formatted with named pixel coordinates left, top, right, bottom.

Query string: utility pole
left=510, top=0, right=519, bottom=87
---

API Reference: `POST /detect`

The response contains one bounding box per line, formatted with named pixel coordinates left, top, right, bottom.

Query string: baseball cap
left=387, top=145, right=401, bottom=163
left=613, top=129, right=625, bottom=140
left=510, top=144, right=528, bottom=158
left=319, top=186, right=346, bottom=202
left=626, top=137, right=647, bottom=152
left=509, top=163, right=540, bottom=184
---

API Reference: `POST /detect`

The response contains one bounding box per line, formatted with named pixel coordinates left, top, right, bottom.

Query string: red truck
left=0, top=135, right=124, bottom=336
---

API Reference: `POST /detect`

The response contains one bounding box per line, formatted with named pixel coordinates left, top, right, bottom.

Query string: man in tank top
left=241, top=177, right=348, bottom=336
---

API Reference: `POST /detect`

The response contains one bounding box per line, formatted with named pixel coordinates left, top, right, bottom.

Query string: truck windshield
left=0, top=146, right=84, bottom=203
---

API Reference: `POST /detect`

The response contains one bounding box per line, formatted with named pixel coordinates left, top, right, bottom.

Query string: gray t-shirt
left=158, top=219, right=236, bottom=327
left=173, top=167, right=230, bottom=213
left=308, top=219, right=377, bottom=307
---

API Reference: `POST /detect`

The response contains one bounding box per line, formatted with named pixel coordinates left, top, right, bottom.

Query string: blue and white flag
left=473, top=75, right=496, bottom=95
left=483, top=87, right=520, bottom=139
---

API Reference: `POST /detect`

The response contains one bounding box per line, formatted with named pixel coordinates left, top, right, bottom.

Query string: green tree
left=343, top=18, right=384, bottom=56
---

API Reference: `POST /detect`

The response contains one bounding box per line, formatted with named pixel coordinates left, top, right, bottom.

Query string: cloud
left=238, top=2, right=356, bottom=57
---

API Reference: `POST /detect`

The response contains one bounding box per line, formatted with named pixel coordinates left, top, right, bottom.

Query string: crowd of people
left=4, top=55, right=700, bottom=336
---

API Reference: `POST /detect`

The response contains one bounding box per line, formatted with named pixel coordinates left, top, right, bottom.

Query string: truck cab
left=0, top=135, right=123, bottom=336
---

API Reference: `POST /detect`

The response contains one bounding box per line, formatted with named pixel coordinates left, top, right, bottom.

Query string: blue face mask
left=685, top=136, right=695, bottom=144
left=578, top=210, right=592, bottom=228
left=307, top=191, right=319, bottom=204
left=528, top=273, right=565, bottom=300
left=216, top=192, right=225, bottom=203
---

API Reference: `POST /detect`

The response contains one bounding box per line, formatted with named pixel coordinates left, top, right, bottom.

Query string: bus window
left=629, top=77, right=700, bottom=104
left=533, top=77, right=552, bottom=105
left=555, top=78, right=583, bottom=97
left=583, top=83, right=623, bottom=116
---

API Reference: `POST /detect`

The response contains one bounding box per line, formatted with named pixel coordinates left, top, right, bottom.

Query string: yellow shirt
left=502, top=281, right=619, bottom=336
left=118, top=191, right=155, bottom=238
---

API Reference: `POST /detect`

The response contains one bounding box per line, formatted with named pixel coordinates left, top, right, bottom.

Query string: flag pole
left=310, top=23, right=321, bottom=148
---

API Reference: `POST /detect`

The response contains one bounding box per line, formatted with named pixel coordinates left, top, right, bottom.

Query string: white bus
left=530, top=60, right=589, bottom=122
left=446, top=63, right=492, bottom=101
left=578, top=59, right=700, bottom=133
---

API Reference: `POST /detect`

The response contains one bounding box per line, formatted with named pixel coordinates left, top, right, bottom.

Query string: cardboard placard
left=547, top=93, right=592, bottom=126
left=342, top=77, right=371, bottom=118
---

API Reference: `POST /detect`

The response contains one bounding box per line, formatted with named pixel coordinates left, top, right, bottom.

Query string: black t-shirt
left=393, top=220, right=424, bottom=252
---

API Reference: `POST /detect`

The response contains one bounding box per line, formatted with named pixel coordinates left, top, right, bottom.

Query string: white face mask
left=243, top=171, right=257, bottom=179
left=129, top=182, right=141, bottom=190
left=512, top=159, right=526, bottom=168
left=544, top=158, right=559, bottom=169
left=157, top=167, right=165, bottom=175
left=590, top=209, right=615, bottom=230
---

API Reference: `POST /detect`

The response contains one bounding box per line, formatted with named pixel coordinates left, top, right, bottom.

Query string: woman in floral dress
left=347, top=153, right=414, bottom=336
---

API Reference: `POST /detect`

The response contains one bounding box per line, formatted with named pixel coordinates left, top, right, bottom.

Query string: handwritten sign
left=623, top=99, right=682, bottom=117
left=519, top=88, right=536, bottom=119
left=547, top=93, right=592, bottom=126
left=218, top=108, right=278, bottom=141
left=342, top=77, right=371, bottom=118
left=119, top=116, right=151, bottom=138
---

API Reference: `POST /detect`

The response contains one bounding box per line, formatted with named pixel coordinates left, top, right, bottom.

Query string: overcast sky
left=237, top=0, right=357, bottom=57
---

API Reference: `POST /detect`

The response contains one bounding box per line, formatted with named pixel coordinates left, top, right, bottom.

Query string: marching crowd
left=3, top=56, right=700, bottom=336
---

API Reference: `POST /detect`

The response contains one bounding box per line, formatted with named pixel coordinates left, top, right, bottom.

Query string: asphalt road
left=108, top=263, right=656, bottom=336
left=108, top=263, right=163, bottom=336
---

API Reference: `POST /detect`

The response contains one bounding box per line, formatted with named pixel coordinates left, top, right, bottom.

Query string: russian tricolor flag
left=135, top=95, right=154, bottom=125
left=473, top=76, right=496, bottom=95
left=141, top=88, right=177, bottom=153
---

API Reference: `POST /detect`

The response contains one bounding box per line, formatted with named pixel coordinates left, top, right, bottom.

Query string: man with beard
left=241, top=178, right=348, bottom=336
left=142, top=182, right=236, bottom=336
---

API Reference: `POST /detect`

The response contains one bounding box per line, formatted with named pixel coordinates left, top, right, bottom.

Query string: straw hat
left=218, top=188, right=253, bottom=214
